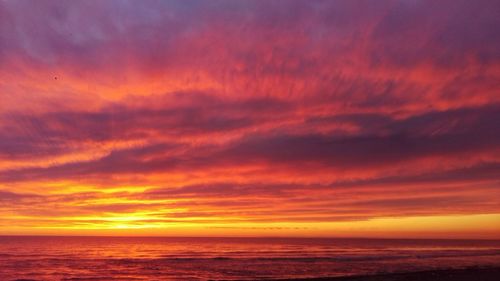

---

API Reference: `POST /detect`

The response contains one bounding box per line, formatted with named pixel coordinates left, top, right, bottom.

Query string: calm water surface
left=0, top=236, right=499, bottom=280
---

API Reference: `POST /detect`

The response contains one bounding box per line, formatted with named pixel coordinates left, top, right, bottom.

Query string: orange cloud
left=0, top=0, right=499, bottom=237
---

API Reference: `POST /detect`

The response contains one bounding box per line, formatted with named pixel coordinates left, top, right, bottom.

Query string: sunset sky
left=0, top=0, right=499, bottom=238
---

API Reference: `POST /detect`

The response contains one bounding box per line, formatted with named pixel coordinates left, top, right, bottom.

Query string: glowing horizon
left=1, top=0, right=499, bottom=239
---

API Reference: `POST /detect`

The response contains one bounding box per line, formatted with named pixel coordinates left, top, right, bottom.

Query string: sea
left=0, top=236, right=499, bottom=280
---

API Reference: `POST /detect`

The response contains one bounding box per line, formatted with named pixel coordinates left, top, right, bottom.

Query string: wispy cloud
left=0, top=0, right=499, bottom=236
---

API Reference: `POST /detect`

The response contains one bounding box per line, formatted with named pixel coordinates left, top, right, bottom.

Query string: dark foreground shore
left=272, top=267, right=500, bottom=281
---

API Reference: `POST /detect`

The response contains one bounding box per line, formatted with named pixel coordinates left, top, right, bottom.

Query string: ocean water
left=0, top=237, right=499, bottom=280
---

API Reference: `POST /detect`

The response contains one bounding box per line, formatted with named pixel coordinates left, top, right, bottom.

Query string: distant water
left=0, top=237, right=499, bottom=280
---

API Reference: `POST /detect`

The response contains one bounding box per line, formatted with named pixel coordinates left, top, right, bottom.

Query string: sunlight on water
left=0, top=237, right=499, bottom=280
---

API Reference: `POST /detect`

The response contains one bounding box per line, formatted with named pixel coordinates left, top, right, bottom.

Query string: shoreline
left=270, top=266, right=500, bottom=281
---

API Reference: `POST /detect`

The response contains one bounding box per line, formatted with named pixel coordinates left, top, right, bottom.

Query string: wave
left=100, top=250, right=500, bottom=264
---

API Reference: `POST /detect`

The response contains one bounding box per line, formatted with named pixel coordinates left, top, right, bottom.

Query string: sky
left=0, top=0, right=499, bottom=238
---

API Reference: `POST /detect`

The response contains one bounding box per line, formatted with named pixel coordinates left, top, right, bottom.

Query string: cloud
left=1, top=104, right=499, bottom=183
left=0, top=0, right=499, bottom=233
left=0, top=190, right=38, bottom=202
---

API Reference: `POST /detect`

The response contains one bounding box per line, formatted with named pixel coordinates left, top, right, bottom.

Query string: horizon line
left=1, top=235, right=499, bottom=241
